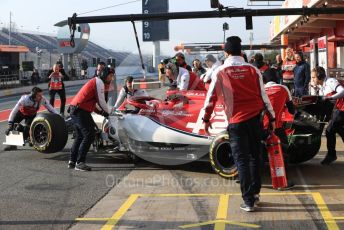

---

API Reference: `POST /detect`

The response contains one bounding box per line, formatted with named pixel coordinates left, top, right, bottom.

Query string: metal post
left=9, top=12, right=12, bottom=45
left=68, top=7, right=344, bottom=24
left=153, top=41, right=160, bottom=69
left=131, top=21, right=146, bottom=79
left=222, top=22, right=228, bottom=43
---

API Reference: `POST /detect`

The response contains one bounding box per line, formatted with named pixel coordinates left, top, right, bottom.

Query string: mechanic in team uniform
left=48, top=64, right=67, bottom=116
left=262, top=73, right=295, bottom=189
left=165, top=61, right=206, bottom=91
left=263, top=74, right=295, bottom=155
left=174, top=52, right=192, bottom=71
left=201, top=54, right=221, bottom=84
left=203, top=36, right=275, bottom=212
left=114, top=76, right=148, bottom=109
left=93, top=61, right=106, bottom=78
left=253, top=53, right=279, bottom=84
left=4, top=87, right=58, bottom=151
left=311, top=66, right=344, bottom=165
left=68, top=67, right=113, bottom=171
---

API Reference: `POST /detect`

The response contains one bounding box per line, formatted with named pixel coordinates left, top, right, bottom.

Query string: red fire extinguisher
left=266, top=132, right=288, bottom=189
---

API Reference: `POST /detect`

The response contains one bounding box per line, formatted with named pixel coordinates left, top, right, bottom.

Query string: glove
left=102, top=111, right=109, bottom=118
left=5, top=123, right=14, bottom=136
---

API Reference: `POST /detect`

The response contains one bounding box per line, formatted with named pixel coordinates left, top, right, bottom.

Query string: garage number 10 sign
left=142, top=0, right=169, bottom=42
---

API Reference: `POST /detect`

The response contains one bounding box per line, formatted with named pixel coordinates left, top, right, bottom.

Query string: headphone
left=315, top=66, right=326, bottom=81
left=98, top=67, right=114, bottom=83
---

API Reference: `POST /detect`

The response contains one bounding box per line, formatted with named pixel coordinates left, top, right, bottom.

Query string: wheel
left=288, top=115, right=323, bottom=164
left=209, top=133, right=238, bottom=179
left=30, top=113, right=68, bottom=153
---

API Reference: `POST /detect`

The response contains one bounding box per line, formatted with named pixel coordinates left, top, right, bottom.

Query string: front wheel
left=30, top=113, right=68, bottom=153
left=209, top=133, right=238, bottom=179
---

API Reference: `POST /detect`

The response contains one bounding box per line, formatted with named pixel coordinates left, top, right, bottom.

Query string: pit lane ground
left=68, top=139, right=344, bottom=230
left=1, top=85, right=344, bottom=230
left=1, top=125, right=344, bottom=230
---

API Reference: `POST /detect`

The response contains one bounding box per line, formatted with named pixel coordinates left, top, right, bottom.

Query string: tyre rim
left=32, top=123, right=48, bottom=146
left=215, top=141, right=236, bottom=173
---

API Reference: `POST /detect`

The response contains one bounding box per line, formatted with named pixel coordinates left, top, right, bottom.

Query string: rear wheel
left=288, top=115, right=323, bottom=164
left=30, top=113, right=68, bottom=153
left=209, top=133, right=238, bottom=179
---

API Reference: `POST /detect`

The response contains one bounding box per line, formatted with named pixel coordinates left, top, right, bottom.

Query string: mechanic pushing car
left=114, top=76, right=148, bottom=109
left=165, top=60, right=206, bottom=91
left=4, top=87, right=58, bottom=151
left=202, top=36, right=275, bottom=212
left=68, top=67, right=113, bottom=171
left=311, top=66, right=344, bottom=165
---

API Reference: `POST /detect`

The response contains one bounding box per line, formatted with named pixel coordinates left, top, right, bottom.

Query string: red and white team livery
left=9, top=95, right=57, bottom=121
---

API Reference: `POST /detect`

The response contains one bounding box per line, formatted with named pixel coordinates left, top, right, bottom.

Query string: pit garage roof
left=270, top=0, right=344, bottom=45
left=0, top=45, right=29, bottom=53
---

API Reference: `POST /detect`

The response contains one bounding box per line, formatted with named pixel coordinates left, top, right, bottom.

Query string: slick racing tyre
left=288, top=116, right=322, bottom=164
left=209, top=133, right=238, bottom=179
left=30, top=113, right=68, bottom=153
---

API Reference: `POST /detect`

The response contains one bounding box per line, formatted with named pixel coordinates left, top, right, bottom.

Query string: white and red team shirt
left=8, top=95, right=58, bottom=122
left=323, top=77, right=344, bottom=111
left=49, top=73, right=63, bottom=90
left=203, top=56, right=275, bottom=124
left=70, top=77, right=110, bottom=114
left=114, top=88, right=148, bottom=109
left=282, top=60, right=296, bottom=81
left=263, top=82, right=292, bottom=129
left=201, top=61, right=221, bottom=83
left=176, top=67, right=190, bottom=91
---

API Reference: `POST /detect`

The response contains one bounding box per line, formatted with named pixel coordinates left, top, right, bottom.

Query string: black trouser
left=70, top=109, right=95, bottom=164
left=326, top=110, right=344, bottom=157
left=11, top=111, right=35, bottom=140
left=49, top=89, right=66, bottom=114
left=228, top=114, right=262, bottom=207
left=283, top=81, right=294, bottom=95
left=294, top=87, right=308, bottom=98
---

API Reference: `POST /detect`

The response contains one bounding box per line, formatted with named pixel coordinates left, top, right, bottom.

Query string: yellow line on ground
left=223, top=220, right=260, bottom=228
left=179, top=220, right=217, bottom=229
left=138, top=192, right=312, bottom=197
left=101, top=194, right=139, bottom=230
left=215, top=194, right=229, bottom=230
left=216, top=194, right=229, bottom=220
left=333, top=217, right=344, bottom=220
left=311, top=192, right=339, bottom=230
left=75, top=218, right=110, bottom=221
left=259, top=192, right=312, bottom=196
left=139, top=193, right=224, bottom=197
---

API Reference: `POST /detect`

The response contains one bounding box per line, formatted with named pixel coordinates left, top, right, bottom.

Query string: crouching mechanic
left=202, top=36, right=275, bottom=212
left=311, top=66, right=344, bottom=165
left=165, top=61, right=206, bottom=91
left=68, top=67, right=113, bottom=171
left=5, top=87, right=58, bottom=151
left=262, top=73, right=295, bottom=189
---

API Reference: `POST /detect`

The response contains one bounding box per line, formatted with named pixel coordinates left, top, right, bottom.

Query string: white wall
left=337, top=46, right=344, bottom=68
